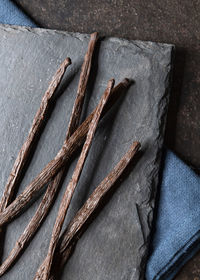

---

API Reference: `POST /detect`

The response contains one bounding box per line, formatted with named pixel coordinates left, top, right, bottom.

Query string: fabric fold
left=146, top=150, right=200, bottom=279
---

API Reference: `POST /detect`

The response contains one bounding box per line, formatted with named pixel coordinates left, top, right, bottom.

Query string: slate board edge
left=0, top=24, right=174, bottom=50
left=140, top=47, right=174, bottom=280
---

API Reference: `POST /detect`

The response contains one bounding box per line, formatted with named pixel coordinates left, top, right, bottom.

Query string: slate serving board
left=0, top=24, right=173, bottom=280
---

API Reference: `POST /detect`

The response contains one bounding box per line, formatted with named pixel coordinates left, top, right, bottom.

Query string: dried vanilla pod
left=36, top=79, right=115, bottom=280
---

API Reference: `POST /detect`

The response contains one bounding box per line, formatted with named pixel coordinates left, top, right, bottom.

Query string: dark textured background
left=12, top=1, right=200, bottom=279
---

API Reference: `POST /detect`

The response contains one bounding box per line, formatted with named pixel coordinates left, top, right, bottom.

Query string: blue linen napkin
left=0, top=0, right=35, bottom=27
left=0, top=1, right=200, bottom=279
left=146, top=150, right=200, bottom=279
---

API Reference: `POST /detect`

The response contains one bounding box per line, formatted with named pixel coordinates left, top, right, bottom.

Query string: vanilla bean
left=0, top=33, right=98, bottom=276
left=66, top=32, right=98, bottom=139
left=0, top=57, right=71, bottom=250
left=57, top=141, right=140, bottom=272
left=0, top=181, right=58, bottom=277
left=0, top=57, right=71, bottom=215
left=39, top=79, right=115, bottom=280
left=35, top=141, right=141, bottom=280
left=0, top=79, right=130, bottom=227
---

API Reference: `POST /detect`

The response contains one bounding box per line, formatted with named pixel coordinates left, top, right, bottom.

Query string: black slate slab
left=0, top=24, right=173, bottom=280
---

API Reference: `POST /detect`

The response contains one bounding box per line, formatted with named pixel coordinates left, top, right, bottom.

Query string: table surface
left=12, top=0, right=200, bottom=279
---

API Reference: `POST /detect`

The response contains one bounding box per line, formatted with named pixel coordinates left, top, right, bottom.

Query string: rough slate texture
left=0, top=24, right=173, bottom=280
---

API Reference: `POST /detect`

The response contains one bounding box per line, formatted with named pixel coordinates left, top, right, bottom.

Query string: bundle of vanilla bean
left=0, top=32, right=140, bottom=279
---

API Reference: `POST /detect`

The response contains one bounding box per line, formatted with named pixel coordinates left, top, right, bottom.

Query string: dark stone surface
left=12, top=1, right=200, bottom=278
left=0, top=25, right=172, bottom=279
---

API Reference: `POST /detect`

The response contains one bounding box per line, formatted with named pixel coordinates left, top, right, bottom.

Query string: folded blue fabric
left=146, top=150, right=200, bottom=279
left=0, top=1, right=200, bottom=279
left=0, top=0, right=35, bottom=27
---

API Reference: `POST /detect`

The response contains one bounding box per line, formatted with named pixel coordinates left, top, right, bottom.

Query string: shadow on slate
left=164, top=47, right=186, bottom=156
left=0, top=24, right=173, bottom=280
